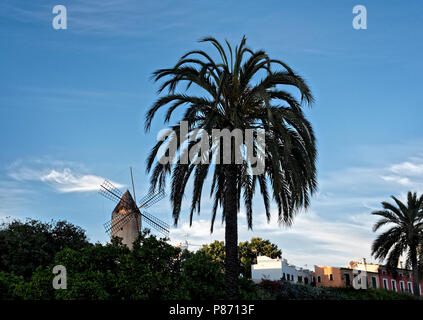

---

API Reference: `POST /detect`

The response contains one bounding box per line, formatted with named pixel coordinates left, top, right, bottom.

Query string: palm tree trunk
left=411, top=246, right=421, bottom=298
left=224, top=164, right=239, bottom=299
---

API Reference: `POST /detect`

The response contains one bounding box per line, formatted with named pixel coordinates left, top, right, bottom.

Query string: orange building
left=314, top=266, right=353, bottom=287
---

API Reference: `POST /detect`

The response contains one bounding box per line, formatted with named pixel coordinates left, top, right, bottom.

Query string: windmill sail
left=139, top=189, right=166, bottom=208
left=99, top=180, right=123, bottom=202
left=141, top=211, right=170, bottom=237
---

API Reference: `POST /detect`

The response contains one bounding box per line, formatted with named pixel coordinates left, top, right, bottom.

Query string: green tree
left=13, top=266, right=55, bottom=300
left=0, top=229, right=234, bottom=300
left=52, top=233, right=186, bottom=300
left=0, top=219, right=89, bottom=279
left=180, top=250, right=225, bottom=300
left=0, top=271, right=25, bottom=300
left=199, top=241, right=226, bottom=266
left=371, top=191, right=423, bottom=298
left=145, top=36, right=317, bottom=298
left=239, top=237, right=282, bottom=278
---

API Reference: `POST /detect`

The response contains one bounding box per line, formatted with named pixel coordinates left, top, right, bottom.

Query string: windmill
left=99, top=167, right=169, bottom=249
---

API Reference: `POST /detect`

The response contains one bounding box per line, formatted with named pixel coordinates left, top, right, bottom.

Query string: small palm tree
left=145, top=36, right=317, bottom=299
left=371, top=191, right=423, bottom=297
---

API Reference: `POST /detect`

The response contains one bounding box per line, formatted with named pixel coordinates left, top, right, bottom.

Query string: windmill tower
left=99, top=168, right=169, bottom=249
left=110, top=190, right=142, bottom=249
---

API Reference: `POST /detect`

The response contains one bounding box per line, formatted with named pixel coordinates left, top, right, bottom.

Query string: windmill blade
left=141, top=210, right=170, bottom=229
left=141, top=210, right=169, bottom=237
left=139, top=189, right=166, bottom=209
left=99, top=179, right=124, bottom=203
left=104, top=212, right=136, bottom=235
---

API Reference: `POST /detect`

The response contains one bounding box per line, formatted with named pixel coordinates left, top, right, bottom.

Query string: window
left=298, top=276, right=303, bottom=283
left=400, top=281, right=405, bottom=292
left=383, top=279, right=388, bottom=290
left=329, top=274, right=333, bottom=281
left=317, top=276, right=321, bottom=283
left=382, top=270, right=386, bottom=275
left=344, top=273, right=351, bottom=286
left=391, top=280, right=397, bottom=292
left=371, top=276, right=377, bottom=289
left=282, top=273, right=286, bottom=280
left=407, top=282, right=413, bottom=294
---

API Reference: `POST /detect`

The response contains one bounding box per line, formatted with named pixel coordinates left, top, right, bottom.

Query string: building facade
left=347, top=259, right=380, bottom=289
left=313, top=266, right=353, bottom=288
left=296, top=267, right=313, bottom=285
left=281, top=259, right=297, bottom=282
left=251, top=256, right=313, bottom=283
left=253, top=256, right=423, bottom=295
left=318, top=259, right=423, bottom=294
left=378, top=265, right=422, bottom=295
left=251, top=256, right=284, bottom=281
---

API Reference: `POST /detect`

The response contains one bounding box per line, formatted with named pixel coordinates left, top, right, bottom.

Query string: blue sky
left=1, top=0, right=423, bottom=268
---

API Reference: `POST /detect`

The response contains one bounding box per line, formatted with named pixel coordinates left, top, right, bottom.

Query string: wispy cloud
left=0, top=0, right=193, bottom=37
left=380, top=159, right=423, bottom=191
left=0, top=180, right=33, bottom=219
left=0, top=86, right=142, bottom=112
left=7, top=159, right=123, bottom=193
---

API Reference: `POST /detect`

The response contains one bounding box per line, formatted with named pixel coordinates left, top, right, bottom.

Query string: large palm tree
left=371, top=191, right=423, bottom=297
left=144, top=36, right=317, bottom=299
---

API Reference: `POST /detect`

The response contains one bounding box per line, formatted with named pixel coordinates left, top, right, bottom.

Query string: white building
left=281, top=258, right=297, bottom=282
left=251, top=256, right=313, bottom=284
left=251, top=256, right=283, bottom=281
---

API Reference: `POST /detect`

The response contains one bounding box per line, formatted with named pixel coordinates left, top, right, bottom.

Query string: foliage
left=198, top=241, right=226, bottom=266
left=13, top=267, right=55, bottom=300
left=0, top=219, right=89, bottom=279
left=0, top=230, right=229, bottom=300
left=0, top=271, right=24, bottom=300
left=180, top=250, right=225, bottom=300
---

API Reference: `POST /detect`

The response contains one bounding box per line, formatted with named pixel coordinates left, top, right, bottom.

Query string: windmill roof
left=112, top=190, right=140, bottom=214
